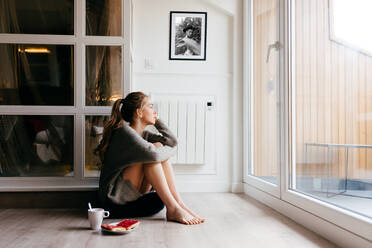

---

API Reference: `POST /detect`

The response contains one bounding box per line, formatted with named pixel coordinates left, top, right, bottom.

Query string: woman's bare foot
left=178, top=202, right=205, bottom=223
left=166, top=206, right=201, bottom=225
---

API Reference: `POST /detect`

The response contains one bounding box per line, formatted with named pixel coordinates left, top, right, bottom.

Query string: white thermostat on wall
left=207, top=101, right=213, bottom=110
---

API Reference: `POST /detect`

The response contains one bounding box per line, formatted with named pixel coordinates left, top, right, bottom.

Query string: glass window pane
left=331, top=0, right=372, bottom=55
left=86, top=46, right=122, bottom=106
left=0, top=44, right=74, bottom=105
left=0, top=115, right=74, bottom=177
left=291, top=0, right=372, bottom=218
left=85, top=115, right=109, bottom=177
left=251, top=0, right=279, bottom=185
left=0, top=0, right=73, bottom=35
left=86, top=0, right=122, bottom=36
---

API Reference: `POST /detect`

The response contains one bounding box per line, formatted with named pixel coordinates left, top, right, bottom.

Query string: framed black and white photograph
left=169, top=11, right=207, bottom=60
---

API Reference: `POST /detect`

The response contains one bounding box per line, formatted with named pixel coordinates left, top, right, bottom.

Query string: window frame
left=0, top=0, right=132, bottom=191
left=243, top=0, right=282, bottom=199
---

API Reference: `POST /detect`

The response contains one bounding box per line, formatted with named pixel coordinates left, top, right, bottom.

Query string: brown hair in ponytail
left=94, top=92, right=148, bottom=166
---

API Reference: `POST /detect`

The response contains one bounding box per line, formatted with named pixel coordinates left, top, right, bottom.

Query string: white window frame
left=0, top=0, right=132, bottom=191
left=244, top=0, right=372, bottom=243
left=243, top=0, right=283, bottom=199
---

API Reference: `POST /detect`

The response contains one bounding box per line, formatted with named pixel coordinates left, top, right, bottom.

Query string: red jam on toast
left=101, top=219, right=140, bottom=231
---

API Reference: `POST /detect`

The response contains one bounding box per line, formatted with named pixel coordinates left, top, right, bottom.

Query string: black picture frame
left=169, top=11, right=207, bottom=60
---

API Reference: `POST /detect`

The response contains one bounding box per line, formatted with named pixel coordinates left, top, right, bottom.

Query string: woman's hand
left=153, top=142, right=163, bottom=148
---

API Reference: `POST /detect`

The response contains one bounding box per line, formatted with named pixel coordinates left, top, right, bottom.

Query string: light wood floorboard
left=0, top=193, right=338, bottom=248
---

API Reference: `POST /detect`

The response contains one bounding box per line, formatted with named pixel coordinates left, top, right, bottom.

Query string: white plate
left=101, top=222, right=139, bottom=234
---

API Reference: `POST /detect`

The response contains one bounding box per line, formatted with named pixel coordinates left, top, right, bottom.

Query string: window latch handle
left=266, top=41, right=281, bottom=63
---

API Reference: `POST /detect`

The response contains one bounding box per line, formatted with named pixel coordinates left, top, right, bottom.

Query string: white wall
left=131, top=0, right=243, bottom=192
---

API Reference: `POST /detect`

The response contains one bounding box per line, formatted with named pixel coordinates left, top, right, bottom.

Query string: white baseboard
left=177, top=181, right=244, bottom=193
left=177, top=181, right=231, bottom=192
left=231, top=182, right=244, bottom=193
left=244, top=183, right=372, bottom=248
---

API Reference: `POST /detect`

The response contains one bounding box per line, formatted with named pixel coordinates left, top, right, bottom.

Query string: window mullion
left=124, top=0, right=132, bottom=94
left=0, top=34, right=76, bottom=44
left=74, top=0, right=85, bottom=180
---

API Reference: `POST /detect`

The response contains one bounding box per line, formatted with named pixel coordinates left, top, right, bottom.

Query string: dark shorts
left=103, top=191, right=165, bottom=219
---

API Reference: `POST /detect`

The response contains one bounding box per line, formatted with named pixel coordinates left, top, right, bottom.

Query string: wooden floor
left=0, top=193, right=338, bottom=248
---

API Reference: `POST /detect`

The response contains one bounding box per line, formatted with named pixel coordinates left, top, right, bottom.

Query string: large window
left=0, top=0, right=130, bottom=189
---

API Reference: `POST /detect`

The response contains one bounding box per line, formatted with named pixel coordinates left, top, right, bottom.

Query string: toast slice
left=101, top=219, right=140, bottom=231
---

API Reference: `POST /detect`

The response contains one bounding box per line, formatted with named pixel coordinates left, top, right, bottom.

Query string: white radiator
left=150, top=94, right=216, bottom=165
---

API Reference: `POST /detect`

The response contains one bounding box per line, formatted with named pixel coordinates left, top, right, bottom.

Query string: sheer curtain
left=0, top=0, right=19, bottom=91
left=86, top=0, right=122, bottom=106
left=0, top=0, right=24, bottom=175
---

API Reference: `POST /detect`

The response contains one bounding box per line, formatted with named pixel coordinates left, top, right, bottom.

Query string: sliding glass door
left=290, top=0, right=372, bottom=219
left=245, top=0, right=372, bottom=242
left=245, top=0, right=282, bottom=196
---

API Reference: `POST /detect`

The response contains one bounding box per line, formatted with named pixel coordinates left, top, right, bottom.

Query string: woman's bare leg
left=139, top=176, right=152, bottom=194
left=122, top=163, right=152, bottom=194
left=122, top=162, right=200, bottom=225
left=122, top=162, right=145, bottom=190
left=143, top=162, right=200, bottom=225
left=161, top=159, right=205, bottom=223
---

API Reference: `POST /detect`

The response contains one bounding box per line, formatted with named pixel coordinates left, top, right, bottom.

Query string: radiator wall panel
left=151, top=94, right=215, bottom=166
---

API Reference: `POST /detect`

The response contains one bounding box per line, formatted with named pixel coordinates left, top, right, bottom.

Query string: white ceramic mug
left=88, top=208, right=110, bottom=230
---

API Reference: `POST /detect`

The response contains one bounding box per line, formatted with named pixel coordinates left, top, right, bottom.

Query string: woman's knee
left=161, top=159, right=174, bottom=168
left=161, top=158, right=170, bottom=164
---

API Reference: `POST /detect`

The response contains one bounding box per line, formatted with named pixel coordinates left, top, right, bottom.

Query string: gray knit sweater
left=98, top=119, right=178, bottom=205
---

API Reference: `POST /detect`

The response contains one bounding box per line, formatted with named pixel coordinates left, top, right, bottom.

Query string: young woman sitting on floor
left=95, top=91, right=205, bottom=225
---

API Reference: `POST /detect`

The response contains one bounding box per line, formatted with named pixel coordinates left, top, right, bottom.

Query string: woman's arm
left=105, top=125, right=176, bottom=167
left=133, top=137, right=176, bottom=163
left=143, top=119, right=178, bottom=147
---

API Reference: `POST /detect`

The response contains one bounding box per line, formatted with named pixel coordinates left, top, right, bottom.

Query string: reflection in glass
left=0, top=115, right=73, bottom=177
left=86, top=46, right=122, bottom=106
left=85, top=116, right=109, bottom=177
left=86, top=0, right=122, bottom=36
left=0, top=0, right=73, bottom=35
left=251, top=0, right=279, bottom=185
left=292, top=0, right=371, bottom=218
left=0, top=44, right=74, bottom=105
